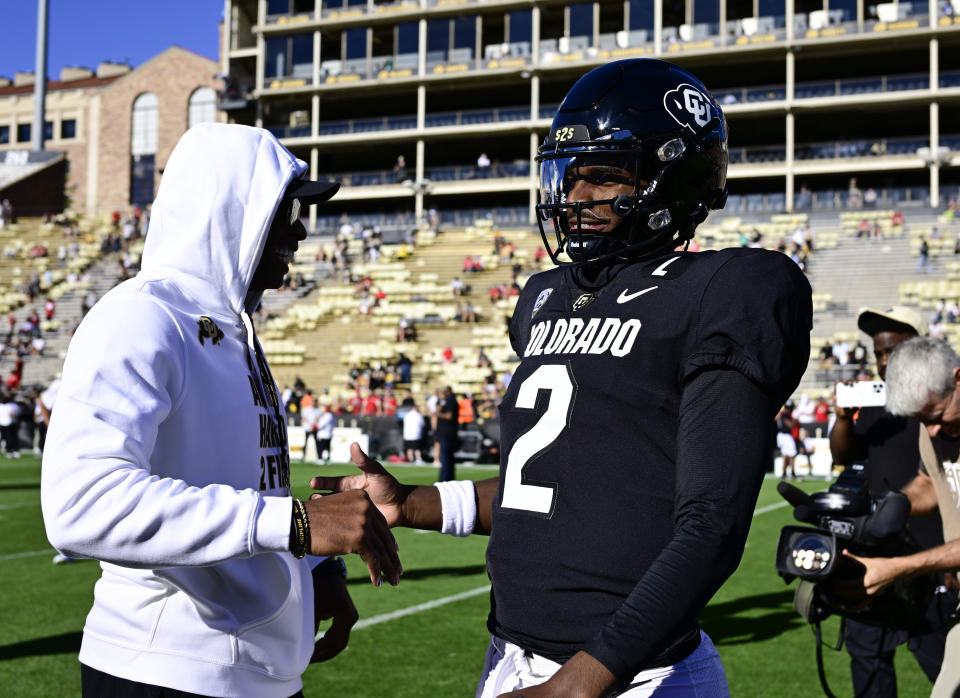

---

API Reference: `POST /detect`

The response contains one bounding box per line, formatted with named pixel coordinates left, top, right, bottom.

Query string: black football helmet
left=536, top=58, right=728, bottom=266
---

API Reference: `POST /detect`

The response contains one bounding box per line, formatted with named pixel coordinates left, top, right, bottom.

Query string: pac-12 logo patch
left=664, top=84, right=712, bottom=133
left=532, top=288, right=553, bottom=318
left=197, top=316, right=224, bottom=346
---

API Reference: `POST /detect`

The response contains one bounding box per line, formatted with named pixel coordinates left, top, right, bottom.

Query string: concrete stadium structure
left=220, top=0, right=960, bottom=229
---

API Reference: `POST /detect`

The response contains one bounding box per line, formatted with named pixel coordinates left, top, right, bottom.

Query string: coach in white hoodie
left=41, top=124, right=401, bottom=697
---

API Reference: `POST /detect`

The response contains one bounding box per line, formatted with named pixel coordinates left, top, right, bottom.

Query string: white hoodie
left=42, top=124, right=315, bottom=697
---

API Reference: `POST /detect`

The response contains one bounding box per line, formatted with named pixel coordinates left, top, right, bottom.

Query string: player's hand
left=310, top=566, right=357, bottom=663
left=310, top=442, right=415, bottom=528
left=496, top=651, right=616, bottom=698
left=303, top=488, right=402, bottom=587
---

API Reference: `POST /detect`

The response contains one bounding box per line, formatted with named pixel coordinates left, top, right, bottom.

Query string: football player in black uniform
left=313, top=58, right=812, bottom=697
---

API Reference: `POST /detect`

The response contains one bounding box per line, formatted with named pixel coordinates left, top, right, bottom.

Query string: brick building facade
left=0, top=47, right=219, bottom=216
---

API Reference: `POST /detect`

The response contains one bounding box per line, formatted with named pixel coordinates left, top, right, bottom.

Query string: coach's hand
left=310, top=442, right=416, bottom=528
left=311, top=566, right=357, bottom=663
left=496, top=651, right=616, bottom=698
left=304, top=489, right=401, bottom=587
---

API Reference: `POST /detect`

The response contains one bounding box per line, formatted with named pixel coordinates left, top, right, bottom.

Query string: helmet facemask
left=536, top=123, right=724, bottom=267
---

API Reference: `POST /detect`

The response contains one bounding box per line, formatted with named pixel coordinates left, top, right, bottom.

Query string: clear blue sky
left=1, top=0, right=223, bottom=80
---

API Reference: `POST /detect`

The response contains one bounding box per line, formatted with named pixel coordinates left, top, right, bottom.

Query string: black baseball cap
left=282, top=177, right=340, bottom=206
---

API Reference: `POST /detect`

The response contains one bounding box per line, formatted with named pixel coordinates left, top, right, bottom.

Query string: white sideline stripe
left=0, top=549, right=52, bottom=560
left=345, top=585, right=491, bottom=635
left=754, top=501, right=789, bottom=516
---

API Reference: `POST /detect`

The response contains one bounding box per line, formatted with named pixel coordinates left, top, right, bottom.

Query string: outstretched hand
left=310, top=442, right=415, bottom=528
left=302, top=483, right=402, bottom=587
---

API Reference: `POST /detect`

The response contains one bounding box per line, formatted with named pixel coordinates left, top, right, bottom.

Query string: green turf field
left=0, top=455, right=934, bottom=696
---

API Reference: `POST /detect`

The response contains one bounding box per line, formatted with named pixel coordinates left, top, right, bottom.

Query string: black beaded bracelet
left=290, top=498, right=310, bottom=559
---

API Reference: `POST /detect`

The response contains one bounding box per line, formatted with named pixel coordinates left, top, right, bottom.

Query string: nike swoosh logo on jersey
left=617, top=286, right=658, bottom=303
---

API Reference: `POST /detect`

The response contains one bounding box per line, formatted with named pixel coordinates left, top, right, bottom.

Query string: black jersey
left=486, top=247, right=811, bottom=665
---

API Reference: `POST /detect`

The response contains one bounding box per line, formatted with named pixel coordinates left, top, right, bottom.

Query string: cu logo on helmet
left=664, top=84, right=712, bottom=132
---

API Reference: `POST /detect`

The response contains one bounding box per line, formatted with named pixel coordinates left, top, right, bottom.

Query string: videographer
left=828, top=307, right=952, bottom=696
left=843, top=336, right=960, bottom=698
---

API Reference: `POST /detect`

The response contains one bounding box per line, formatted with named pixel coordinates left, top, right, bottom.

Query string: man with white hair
left=829, top=307, right=951, bottom=697
left=845, top=336, right=960, bottom=698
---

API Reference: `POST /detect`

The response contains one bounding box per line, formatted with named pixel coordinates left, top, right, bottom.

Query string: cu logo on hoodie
left=197, top=316, right=224, bottom=346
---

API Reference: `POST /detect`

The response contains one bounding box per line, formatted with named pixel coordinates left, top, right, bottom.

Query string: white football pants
left=476, top=631, right=730, bottom=697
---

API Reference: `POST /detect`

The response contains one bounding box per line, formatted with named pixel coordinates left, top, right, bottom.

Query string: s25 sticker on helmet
left=663, top=84, right=712, bottom=133
left=547, top=124, right=591, bottom=145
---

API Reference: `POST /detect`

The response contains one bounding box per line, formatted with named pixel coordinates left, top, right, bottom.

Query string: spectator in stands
left=849, top=177, right=863, bottom=208
left=301, top=393, right=321, bottom=461
left=382, top=388, right=398, bottom=416
left=857, top=218, right=871, bottom=238
left=832, top=338, right=850, bottom=366
left=316, top=405, right=335, bottom=463
left=396, top=353, right=413, bottom=383
left=441, top=345, right=454, bottom=363
left=477, top=152, right=491, bottom=178
left=776, top=404, right=798, bottom=479
left=930, top=317, right=946, bottom=339
left=435, top=386, right=459, bottom=481
left=864, top=187, right=878, bottom=208
left=918, top=236, right=933, bottom=273
left=829, top=307, right=953, bottom=696
left=0, top=388, right=21, bottom=457
left=0, top=199, right=12, bottom=227
left=363, top=389, right=381, bottom=416
left=813, top=395, right=830, bottom=431
left=790, top=224, right=806, bottom=250
left=450, top=276, right=464, bottom=297
left=403, top=404, right=426, bottom=463
left=393, top=154, right=408, bottom=183
left=36, top=377, right=59, bottom=456
left=851, top=339, right=869, bottom=369
left=457, top=393, right=475, bottom=426
left=44, top=297, right=55, bottom=321
left=395, top=318, right=410, bottom=343
left=891, top=209, right=904, bottom=229
left=6, top=357, right=23, bottom=391
left=794, top=394, right=817, bottom=435
left=81, top=289, right=98, bottom=316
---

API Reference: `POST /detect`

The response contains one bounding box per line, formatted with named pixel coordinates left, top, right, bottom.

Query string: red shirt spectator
left=442, top=346, right=454, bottom=363
left=347, top=394, right=363, bottom=414
left=814, top=399, right=830, bottom=424
left=44, top=298, right=56, bottom=320
left=383, top=395, right=398, bottom=416
left=363, top=393, right=381, bottom=416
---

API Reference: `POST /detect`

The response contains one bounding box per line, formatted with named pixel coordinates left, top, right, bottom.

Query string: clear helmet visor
left=538, top=151, right=648, bottom=225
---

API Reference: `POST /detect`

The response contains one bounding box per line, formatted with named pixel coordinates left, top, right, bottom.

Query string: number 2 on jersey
left=500, top=364, right=576, bottom=515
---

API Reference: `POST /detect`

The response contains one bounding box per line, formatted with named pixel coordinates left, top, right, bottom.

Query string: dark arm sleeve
left=583, top=368, right=777, bottom=682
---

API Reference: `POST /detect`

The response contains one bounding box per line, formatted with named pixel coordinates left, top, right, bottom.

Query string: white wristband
left=434, top=480, right=477, bottom=537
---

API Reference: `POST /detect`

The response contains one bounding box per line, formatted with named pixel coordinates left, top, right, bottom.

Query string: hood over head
left=141, top=123, right=308, bottom=316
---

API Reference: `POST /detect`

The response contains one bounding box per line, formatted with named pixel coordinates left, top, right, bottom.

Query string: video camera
left=774, top=463, right=934, bottom=632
